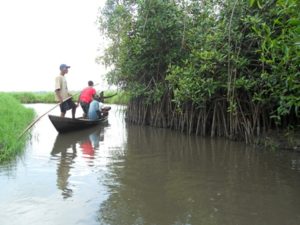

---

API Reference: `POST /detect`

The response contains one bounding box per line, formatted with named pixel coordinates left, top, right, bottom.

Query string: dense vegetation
left=0, top=93, right=35, bottom=162
left=98, top=0, right=300, bottom=144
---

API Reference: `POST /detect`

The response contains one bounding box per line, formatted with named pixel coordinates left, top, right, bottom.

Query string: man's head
left=59, top=64, right=70, bottom=75
left=88, top=80, right=94, bottom=86
left=93, top=94, right=101, bottom=102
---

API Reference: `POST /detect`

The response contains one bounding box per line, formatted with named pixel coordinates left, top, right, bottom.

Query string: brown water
left=0, top=104, right=300, bottom=225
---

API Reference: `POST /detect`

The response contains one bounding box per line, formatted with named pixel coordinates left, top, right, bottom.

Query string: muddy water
left=0, top=104, right=300, bottom=225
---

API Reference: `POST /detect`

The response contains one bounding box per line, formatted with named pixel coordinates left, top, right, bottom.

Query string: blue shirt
left=87, top=100, right=100, bottom=120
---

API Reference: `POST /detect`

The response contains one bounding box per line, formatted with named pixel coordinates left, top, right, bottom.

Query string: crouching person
left=87, top=95, right=111, bottom=120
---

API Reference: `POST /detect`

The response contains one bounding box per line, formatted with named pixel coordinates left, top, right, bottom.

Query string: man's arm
left=55, top=76, right=63, bottom=103
left=55, top=89, right=63, bottom=103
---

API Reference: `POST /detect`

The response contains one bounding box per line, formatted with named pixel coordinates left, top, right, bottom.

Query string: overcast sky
left=0, top=0, right=109, bottom=92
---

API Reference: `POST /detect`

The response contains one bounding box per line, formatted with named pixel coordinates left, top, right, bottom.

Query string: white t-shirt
left=55, top=75, right=69, bottom=101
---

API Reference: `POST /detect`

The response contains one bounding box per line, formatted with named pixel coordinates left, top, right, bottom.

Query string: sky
left=0, top=0, right=110, bottom=92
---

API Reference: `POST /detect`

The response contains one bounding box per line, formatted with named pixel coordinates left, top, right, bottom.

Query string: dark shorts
left=60, top=99, right=76, bottom=113
left=80, top=101, right=90, bottom=114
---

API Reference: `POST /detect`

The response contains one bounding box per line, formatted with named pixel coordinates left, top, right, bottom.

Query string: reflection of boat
left=51, top=125, right=106, bottom=199
left=48, top=114, right=108, bottom=133
left=51, top=125, right=106, bottom=155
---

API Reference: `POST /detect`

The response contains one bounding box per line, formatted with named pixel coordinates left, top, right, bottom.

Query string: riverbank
left=256, top=130, right=300, bottom=152
left=0, top=93, right=35, bottom=162
left=2, top=92, right=298, bottom=152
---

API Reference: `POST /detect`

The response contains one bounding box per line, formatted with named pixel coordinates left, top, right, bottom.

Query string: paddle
left=18, top=96, right=73, bottom=139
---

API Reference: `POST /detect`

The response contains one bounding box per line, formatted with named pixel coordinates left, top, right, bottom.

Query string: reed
left=0, top=93, right=35, bottom=162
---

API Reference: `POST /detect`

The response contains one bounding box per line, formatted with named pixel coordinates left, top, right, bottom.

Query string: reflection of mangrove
left=98, top=125, right=300, bottom=225
left=51, top=125, right=105, bottom=199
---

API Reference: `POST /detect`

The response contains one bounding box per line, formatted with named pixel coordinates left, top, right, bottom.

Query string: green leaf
left=249, top=0, right=256, bottom=7
left=288, top=19, right=300, bottom=26
left=257, top=0, right=262, bottom=9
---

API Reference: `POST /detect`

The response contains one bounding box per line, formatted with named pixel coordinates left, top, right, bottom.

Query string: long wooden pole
left=18, top=96, right=72, bottom=139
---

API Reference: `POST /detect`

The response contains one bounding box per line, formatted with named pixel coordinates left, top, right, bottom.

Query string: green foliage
left=0, top=93, right=35, bottom=162
left=98, top=0, right=300, bottom=138
left=102, top=90, right=130, bottom=105
left=99, top=0, right=185, bottom=95
left=245, top=0, right=300, bottom=120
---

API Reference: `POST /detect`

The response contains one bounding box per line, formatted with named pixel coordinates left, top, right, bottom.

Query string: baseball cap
left=59, top=64, right=71, bottom=70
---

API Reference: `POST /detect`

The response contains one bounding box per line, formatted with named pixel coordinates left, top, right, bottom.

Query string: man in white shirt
left=55, top=64, right=77, bottom=118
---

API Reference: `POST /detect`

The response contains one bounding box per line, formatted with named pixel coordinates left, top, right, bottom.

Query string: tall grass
left=8, top=91, right=130, bottom=105
left=9, top=92, right=56, bottom=103
left=0, top=93, right=35, bottom=162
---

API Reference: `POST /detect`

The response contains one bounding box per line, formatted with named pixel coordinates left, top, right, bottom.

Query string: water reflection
left=51, top=125, right=105, bottom=199
left=98, top=125, right=300, bottom=225
left=1, top=104, right=300, bottom=225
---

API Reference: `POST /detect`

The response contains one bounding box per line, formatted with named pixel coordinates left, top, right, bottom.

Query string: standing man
left=55, top=64, right=77, bottom=118
left=78, top=80, right=96, bottom=117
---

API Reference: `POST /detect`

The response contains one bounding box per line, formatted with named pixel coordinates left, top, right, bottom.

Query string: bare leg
left=60, top=112, right=66, bottom=117
left=72, top=107, right=76, bottom=119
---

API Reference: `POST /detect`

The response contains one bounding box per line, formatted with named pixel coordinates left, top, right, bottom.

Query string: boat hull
left=48, top=115, right=108, bottom=133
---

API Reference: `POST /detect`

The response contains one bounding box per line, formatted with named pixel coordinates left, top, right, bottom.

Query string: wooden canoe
left=48, top=114, right=108, bottom=133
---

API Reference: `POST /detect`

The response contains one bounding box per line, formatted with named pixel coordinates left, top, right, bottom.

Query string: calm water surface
left=0, top=104, right=300, bottom=225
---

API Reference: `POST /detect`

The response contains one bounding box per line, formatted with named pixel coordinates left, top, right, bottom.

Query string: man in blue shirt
left=87, top=95, right=103, bottom=120
left=88, top=94, right=112, bottom=120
